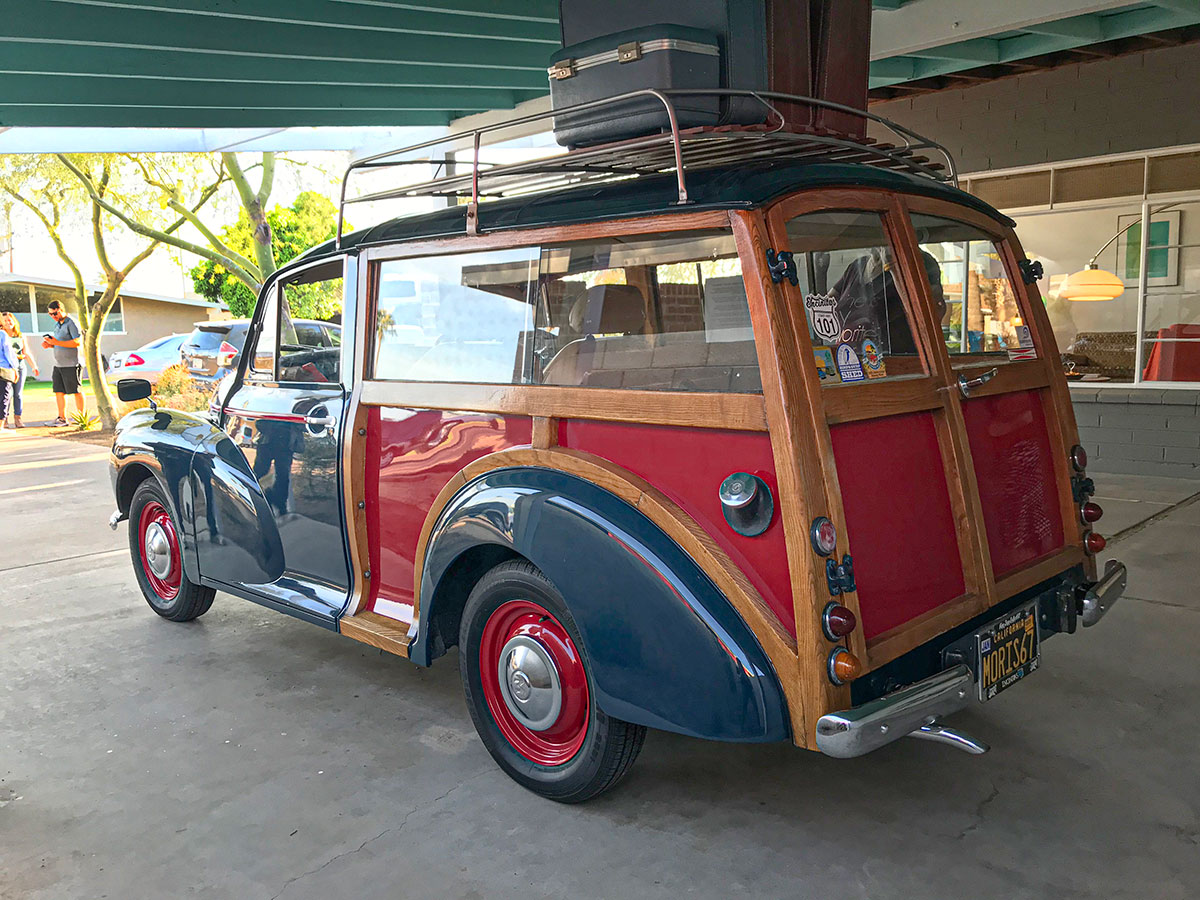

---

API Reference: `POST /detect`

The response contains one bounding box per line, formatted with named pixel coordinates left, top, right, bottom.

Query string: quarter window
left=279, top=262, right=345, bottom=383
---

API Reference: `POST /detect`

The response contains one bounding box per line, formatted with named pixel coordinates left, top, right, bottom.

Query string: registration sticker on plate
left=977, top=603, right=1039, bottom=701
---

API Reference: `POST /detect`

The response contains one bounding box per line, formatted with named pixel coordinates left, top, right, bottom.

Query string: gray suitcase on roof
left=549, top=26, right=725, bottom=148
left=557, top=0, right=769, bottom=129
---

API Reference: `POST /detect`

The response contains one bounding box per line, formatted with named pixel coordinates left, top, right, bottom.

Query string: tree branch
left=257, top=151, right=276, bottom=206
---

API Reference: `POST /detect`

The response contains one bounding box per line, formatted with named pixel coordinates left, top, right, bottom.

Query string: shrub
left=69, top=409, right=101, bottom=431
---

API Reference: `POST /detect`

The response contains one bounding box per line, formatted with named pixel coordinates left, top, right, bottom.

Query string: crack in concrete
left=957, top=782, right=1000, bottom=840
left=1108, top=489, right=1200, bottom=546
left=1124, top=594, right=1200, bottom=613
left=267, top=770, right=489, bottom=900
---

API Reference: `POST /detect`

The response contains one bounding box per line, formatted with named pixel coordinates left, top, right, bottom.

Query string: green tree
left=189, top=191, right=342, bottom=317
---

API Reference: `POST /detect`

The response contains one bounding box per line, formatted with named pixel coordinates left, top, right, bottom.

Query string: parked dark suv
left=180, top=318, right=341, bottom=382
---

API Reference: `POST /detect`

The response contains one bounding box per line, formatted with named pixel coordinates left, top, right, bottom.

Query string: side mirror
left=116, top=378, right=153, bottom=402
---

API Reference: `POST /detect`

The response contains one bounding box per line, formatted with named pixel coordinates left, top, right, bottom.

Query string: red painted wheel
left=138, top=499, right=182, bottom=603
left=127, top=478, right=215, bottom=622
left=479, top=599, right=590, bottom=766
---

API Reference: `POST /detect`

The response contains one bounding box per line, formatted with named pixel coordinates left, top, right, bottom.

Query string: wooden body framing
left=331, top=192, right=1088, bottom=750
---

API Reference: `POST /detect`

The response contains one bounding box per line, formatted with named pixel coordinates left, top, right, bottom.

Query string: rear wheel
left=459, top=560, right=646, bottom=803
left=128, top=479, right=215, bottom=622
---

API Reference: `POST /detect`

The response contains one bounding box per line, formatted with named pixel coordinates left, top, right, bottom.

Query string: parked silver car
left=105, top=333, right=188, bottom=386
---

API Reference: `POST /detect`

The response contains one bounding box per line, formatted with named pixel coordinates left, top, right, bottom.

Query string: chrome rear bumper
left=816, top=665, right=977, bottom=759
left=1081, top=559, right=1126, bottom=627
left=817, top=560, right=1127, bottom=759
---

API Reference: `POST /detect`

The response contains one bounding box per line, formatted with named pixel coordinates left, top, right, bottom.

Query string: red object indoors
left=829, top=411, right=965, bottom=641
left=561, top=420, right=796, bottom=637
left=479, top=599, right=590, bottom=766
left=366, top=408, right=532, bottom=621
left=961, top=390, right=1065, bottom=577
left=1142, top=324, right=1200, bottom=382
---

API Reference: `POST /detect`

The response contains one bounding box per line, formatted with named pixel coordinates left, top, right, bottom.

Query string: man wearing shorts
left=42, top=300, right=86, bottom=425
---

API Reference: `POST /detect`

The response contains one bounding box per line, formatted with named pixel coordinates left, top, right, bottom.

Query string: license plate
left=977, top=603, right=1040, bottom=701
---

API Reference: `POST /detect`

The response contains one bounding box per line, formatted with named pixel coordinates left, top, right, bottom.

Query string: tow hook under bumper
left=108, top=509, right=126, bottom=531
left=816, top=665, right=987, bottom=759
left=1079, top=559, right=1127, bottom=627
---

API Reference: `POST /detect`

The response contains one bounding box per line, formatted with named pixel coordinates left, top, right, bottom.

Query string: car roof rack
left=336, top=89, right=958, bottom=248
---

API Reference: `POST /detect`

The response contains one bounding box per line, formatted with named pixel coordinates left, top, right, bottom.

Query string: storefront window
left=1018, top=200, right=1200, bottom=384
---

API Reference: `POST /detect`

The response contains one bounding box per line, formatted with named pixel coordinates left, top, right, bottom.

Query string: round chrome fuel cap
left=497, top=635, right=562, bottom=732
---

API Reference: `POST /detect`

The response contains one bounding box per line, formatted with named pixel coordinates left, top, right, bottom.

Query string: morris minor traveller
left=110, top=91, right=1127, bottom=802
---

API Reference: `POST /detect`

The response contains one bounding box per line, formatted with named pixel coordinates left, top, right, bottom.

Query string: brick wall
left=1071, top=388, right=1200, bottom=479
left=871, top=43, right=1200, bottom=173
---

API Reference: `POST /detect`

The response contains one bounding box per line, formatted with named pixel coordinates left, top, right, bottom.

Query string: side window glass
left=911, top=214, right=1020, bottom=357
left=279, top=261, right=345, bottom=383
left=537, top=229, right=757, bottom=393
left=249, top=289, right=277, bottom=379
left=373, top=248, right=537, bottom=383
left=785, top=210, right=922, bottom=383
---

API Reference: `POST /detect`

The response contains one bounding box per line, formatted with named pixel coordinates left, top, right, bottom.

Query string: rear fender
left=415, top=468, right=790, bottom=743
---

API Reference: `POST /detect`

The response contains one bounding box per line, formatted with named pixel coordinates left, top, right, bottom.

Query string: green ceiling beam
left=871, top=3, right=1200, bottom=88
left=0, top=74, right=532, bottom=113
left=903, top=38, right=1001, bottom=64
left=0, top=41, right=551, bottom=91
left=331, top=0, right=560, bottom=22
left=48, top=0, right=562, bottom=44
left=1019, top=15, right=1105, bottom=42
left=0, top=4, right=551, bottom=72
left=0, top=106, right=457, bottom=128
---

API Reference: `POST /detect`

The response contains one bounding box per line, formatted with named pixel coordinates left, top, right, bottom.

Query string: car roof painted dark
left=291, top=160, right=1013, bottom=270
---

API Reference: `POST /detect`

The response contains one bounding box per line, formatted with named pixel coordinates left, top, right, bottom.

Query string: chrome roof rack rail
left=335, top=89, right=958, bottom=248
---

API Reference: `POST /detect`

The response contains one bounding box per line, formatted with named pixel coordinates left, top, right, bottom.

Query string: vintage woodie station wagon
left=110, top=90, right=1127, bottom=802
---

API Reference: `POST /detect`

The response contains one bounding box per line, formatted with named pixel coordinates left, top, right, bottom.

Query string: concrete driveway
left=2, top=432, right=1199, bottom=900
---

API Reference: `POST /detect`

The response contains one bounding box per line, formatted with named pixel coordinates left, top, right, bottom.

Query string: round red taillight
left=1071, top=445, right=1088, bottom=472
left=827, top=648, right=863, bottom=686
left=810, top=516, right=837, bottom=556
left=822, top=602, right=857, bottom=641
left=1081, top=502, right=1104, bottom=524
left=1084, top=532, right=1107, bottom=554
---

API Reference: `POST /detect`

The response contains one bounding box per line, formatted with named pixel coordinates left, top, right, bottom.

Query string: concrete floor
left=2, top=432, right=1199, bottom=900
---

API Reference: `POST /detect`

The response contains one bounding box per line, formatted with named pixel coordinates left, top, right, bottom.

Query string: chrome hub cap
left=497, top=635, right=562, bottom=732
left=143, top=522, right=173, bottom=579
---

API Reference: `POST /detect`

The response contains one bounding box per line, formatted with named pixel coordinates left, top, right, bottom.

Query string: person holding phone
left=41, top=300, right=86, bottom=425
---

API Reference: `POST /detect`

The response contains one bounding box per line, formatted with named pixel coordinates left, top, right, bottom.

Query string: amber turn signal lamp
left=827, top=647, right=864, bottom=686
left=1081, top=502, right=1104, bottom=524
left=822, top=602, right=857, bottom=641
left=1084, top=532, right=1107, bottom=554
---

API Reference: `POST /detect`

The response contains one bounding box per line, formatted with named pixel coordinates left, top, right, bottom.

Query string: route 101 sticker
left=805, top=292, right=842, bottom=345
left=836, top=343, right=866, bottom=382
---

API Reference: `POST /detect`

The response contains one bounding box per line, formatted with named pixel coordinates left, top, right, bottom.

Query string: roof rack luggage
left=336, top=90, right=958, bottom=247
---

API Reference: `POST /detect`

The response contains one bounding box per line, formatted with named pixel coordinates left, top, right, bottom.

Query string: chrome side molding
left=816, top=665, right=977, bottom=759
left=1080, top=559, right=1126, bottom=627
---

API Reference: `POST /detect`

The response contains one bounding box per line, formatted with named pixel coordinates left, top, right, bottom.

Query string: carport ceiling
left=1, top=0, right=1199, bottom=128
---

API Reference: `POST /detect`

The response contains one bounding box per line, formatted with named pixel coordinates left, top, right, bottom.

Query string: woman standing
left=1, top=312, right=39, bottom=428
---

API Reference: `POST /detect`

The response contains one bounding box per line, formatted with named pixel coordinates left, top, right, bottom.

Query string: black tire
left=459, top=560, right=646, bottom=803
left=128, top=479, right=215, bottom=622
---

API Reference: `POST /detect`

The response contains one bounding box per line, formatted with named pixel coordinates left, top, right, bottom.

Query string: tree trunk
left=86, top=285, right=120, bottom=430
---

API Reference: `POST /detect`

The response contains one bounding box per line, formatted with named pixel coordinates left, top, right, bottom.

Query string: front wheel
left=128, top=479, right=215, bottom=622
left=459, top=560, right=646, bottom=803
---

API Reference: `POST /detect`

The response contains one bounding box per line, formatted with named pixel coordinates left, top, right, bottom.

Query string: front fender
left=416, top=468, right=790, bottom=744
left=111, top=407, right=284, bottom=587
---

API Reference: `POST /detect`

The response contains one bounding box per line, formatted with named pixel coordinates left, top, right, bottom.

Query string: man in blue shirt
left=41, top=300, right=87, bottom=426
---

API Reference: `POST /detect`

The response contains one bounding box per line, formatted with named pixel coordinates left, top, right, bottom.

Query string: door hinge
left=765, top=248, right=798, bottom=286
left=826, top=554, right=856, bottom=595
left=1018, top=258, right=1044, bottom=285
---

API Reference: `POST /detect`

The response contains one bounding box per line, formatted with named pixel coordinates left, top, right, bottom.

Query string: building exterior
left=0, top=274, right=227, bottom=379
left=874, top=41, right=1200, bottom=478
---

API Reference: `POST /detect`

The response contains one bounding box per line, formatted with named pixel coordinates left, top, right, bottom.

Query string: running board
left=339, top=610, right=412, bottom=658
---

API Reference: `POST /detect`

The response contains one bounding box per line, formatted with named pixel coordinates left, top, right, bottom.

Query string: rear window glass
left=187, top=325, right=245, bottom=350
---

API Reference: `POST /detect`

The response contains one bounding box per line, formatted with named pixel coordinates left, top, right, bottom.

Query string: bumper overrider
left=815, top=560, right=1127, bottom=759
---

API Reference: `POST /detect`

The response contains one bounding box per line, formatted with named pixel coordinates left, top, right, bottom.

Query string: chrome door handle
left=957, top=367, right=998, bottom=398
left=305, top=411, right=336, bottom=430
